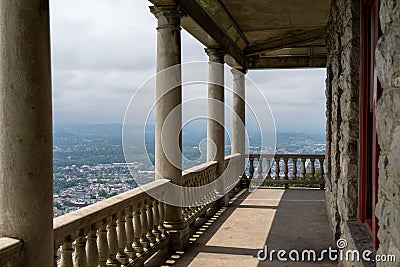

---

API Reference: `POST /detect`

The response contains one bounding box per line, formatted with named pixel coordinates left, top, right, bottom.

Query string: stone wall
left=326, top=0, right=400, bottom=266
left=375, top=0, right=400, bottom=265
left=325, top=0, right=360, bottom=246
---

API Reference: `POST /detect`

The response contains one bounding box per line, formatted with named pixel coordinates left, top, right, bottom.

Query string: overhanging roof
left=149, top=0, right=330, bottom=69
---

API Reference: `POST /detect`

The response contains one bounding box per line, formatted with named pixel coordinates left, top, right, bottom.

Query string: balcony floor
left=147, top=187, right=336, bottom=267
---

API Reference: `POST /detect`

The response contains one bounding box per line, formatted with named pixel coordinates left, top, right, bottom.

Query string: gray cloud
left=50, top=0, right=326, bottom=132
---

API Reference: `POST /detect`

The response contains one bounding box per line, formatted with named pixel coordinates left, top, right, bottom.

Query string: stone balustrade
left=246, top=154, right=325, bottom=189
left=0, top=237, right=23, bottom=266
left=181, top=154, right=243, bottom=224
left=53, top=154, right=243, bottom=267
left=53, top=179, right=169, bottom=267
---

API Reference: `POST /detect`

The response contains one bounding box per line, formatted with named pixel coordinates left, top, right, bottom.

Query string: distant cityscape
left=52, top=124, right=326, bottom=216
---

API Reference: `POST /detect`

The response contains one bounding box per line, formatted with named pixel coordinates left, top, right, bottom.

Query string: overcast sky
left=50, top=0, right=327, bottom=133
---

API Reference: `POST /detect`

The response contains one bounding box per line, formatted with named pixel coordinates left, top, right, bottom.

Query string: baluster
left=196, top=179, right=203, bottom=210
left=190, top=180, right=196, bottom=208
left=158, top=202, right=165, bottom=236
left=249, top=156, right=255, bottom=179
left=301, top=158, right=306, bottom=179
left=153, top=200, right=161, bottom=240
left=310, top=158, right=315, bottom=180
left=257, top=156, right=263, bottom=178
left=292, top=158, right=298, bottom=180
left=107, top=215, right=120, bottom=266
left=146, top=200, right=156, bottom=244
left=192, top=179, right=199, bottom=210
left=60, top=235, right=73, bottom=267
left=117, top=211, right=129, bottom=265
left=319, top=157, right=325, bottom=189
left=133, top=204, right=143, bottom=254
left=125, top=208, right=135, bottom=259
left=266, top=157, right=271, bottom=179
left=86, top=227, right=99, bottom=267
left=54, top=245, right=59, bottom=267
left=274, top=156, right=280, bottom=179
left=74, top=230, right=87, bottom=267
left=98, top=220, right=109, bottom=267
left=140, top=201, right=150, bottom=249
left=183, top=181, right=189, bottom=212
left=201, top=176, right=207, bottom=206
left=283, top=157, right=289, bottom=189
left=207, top=176, right=213, bottom=204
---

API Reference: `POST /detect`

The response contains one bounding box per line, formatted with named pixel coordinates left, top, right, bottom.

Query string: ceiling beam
left=244, top=26, right=327, bottom=55
left=178, top=0, right=246, bottom=68
left=248, top=56, right=326, bottom=69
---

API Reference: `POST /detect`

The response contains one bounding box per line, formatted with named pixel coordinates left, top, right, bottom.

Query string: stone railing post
left=301, top=158, right=307, bottom=178
left=117, top=211, right=129, bottom=265
left=283, top=157, right=289, bottom=189
left=319, top=157, right=325, bottom=189
left=292, top=157, right=298, bottom=180
left=74, top=232, right=87, bottom=267
left=60, top=235, right=73, bottom=267
left=274, top=156, right=280, bottom=179
left=133, top=204, right=143, bottom=254
left=310, top=158, right=316, bottom=181
left=98, top=221, right=109, bottom=267
left=258, top=156, right=263, bottom=178
left=124, top=209, right=135, bottom=259
left=86, top=227, right=99, bottom=267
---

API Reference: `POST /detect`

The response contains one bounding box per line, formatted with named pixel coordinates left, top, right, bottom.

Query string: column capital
left=150, top=5, right=184, bottom=28
left=205, top=48, right=225, bottom=63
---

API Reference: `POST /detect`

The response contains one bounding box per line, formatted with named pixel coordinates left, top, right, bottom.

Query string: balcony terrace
left=1, top=154, right=332, bottom=267
left=2, top=0, right=399, bottom=266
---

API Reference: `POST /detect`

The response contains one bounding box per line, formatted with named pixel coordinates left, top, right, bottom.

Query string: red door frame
left=359, top=0, right=381, bottom=249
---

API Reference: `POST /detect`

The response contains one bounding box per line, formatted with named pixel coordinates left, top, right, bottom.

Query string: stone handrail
left=246, top=154, right=325, bottom=189
left=181, top=154, right=243, bottom=223
left=53, top=154, right=244, bottom=267
left=53, top=179, right=169, bottom=267
left=0, top=237, right=23, bottom=266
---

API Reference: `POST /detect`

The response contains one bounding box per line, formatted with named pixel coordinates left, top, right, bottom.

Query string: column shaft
left=205, top=49, right=225, bottom=177
left=150, top=5, right=183, bottom=225
left=231, top=69, right=246, bottom=155
left=0, top=0, right=53, bottom=266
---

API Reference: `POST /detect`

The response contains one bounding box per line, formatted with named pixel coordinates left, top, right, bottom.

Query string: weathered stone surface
left=375, top=1, right=400, bottom=266
left=379, top=0, right=400, bottom=34
left=376, top=25, right=400, bottom=90
left=327, top=0, right=400, bottom=264
left=325, top=1, right=365, bottom=266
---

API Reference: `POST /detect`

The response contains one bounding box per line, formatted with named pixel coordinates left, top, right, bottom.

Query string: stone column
left=0, top=1, right=53, bottom=266
left=231, top=68, right=246, bottom=155
left=205, top=48, right=227, bottom=204
left=231, top=68, right=246, bottom=191
left=150, top=5, right=188, bottom=251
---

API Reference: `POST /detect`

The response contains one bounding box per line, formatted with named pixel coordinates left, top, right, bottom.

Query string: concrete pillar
left=231, top=68, right=246, bottom=191
left=150, top=5, right=188, bottom=250
left=231, top=68, right=246, bottom=155
left=205, top=48, right=227, bottom=204
left=205, top=48, right=225, bottom=170
left=0, top=1, right=53, bottom=266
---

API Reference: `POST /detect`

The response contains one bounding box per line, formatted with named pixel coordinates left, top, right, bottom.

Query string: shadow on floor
left=145, top=187, right=337, bottom=267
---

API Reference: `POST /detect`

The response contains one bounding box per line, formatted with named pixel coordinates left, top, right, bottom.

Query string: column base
left=218, top=194, right=230, bottom=207
left=164, top=222, right=190, bottom=251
